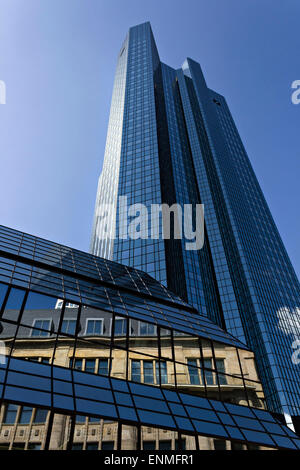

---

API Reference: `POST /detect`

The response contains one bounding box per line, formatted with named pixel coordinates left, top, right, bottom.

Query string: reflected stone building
left=90, top=22, right=300, bottom=430
left=0, top=225, right=299, bottom=450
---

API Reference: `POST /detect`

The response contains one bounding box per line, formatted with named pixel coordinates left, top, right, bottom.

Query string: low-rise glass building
left=0, top=225, right=299, bottom=450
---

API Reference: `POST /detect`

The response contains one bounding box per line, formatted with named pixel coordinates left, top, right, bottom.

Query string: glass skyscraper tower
left=90, top=22, right=300, bottom=430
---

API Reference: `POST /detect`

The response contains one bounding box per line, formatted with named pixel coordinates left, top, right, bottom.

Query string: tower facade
left=90, top=22, right=300, bottom=428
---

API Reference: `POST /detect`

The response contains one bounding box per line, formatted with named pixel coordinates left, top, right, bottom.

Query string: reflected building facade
left=0, top=225, right=299, bottom=450
left=90, top=22, right=300, bottom=428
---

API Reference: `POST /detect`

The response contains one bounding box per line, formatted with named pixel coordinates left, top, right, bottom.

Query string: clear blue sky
left=0, top=0, right=299, bottom=277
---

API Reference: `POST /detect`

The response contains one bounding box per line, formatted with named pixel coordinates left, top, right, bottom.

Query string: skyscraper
left=90, top=22, right=300, bottom=430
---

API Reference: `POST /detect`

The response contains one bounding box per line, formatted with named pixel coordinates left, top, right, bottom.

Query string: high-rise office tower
left=90, top=22, right=300, bottom=430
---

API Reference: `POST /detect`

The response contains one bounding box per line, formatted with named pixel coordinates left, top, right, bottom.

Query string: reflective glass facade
left=90, top=22, right=300, bottom=427
left=0, top=225, right=299, bottom=450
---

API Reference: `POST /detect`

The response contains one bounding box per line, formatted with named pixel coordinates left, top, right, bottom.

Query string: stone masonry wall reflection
left=0, top=304, right=264, bottom=450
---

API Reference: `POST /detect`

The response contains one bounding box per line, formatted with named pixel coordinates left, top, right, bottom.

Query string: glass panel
left=216, top=359, right=227, bottom=385
left=2, top=288, right=26, bottom=322
left=86, top=442, right=98, bottom=450
left=31, top=320, right=52, bottom=337
left=187, top=359, right=200, bottom=385
left=86, top=319, right=103, bottom=336
left=114, top=317, right=127, bottom=337
left=85, top=359, right=96, bottom=374
left=33, top=408, right=48, bottom=423
left=143, top=360, right=154, bottom=384
left=61, top=319, right=77, bottom=335
left=98, top=359, right=109, bottom=376
left=4, top=403, right=18, bottom=424
left=0, top=283, right=8, bottom=312
left=23, top=292, right=58, bottom=310
left=102, top=441, right=115, bottom=450
left=159, top=440, right=171, bottom=450
left=18, top=406, right=33, bottom=424
left=139, top=321, right=156, bottom=336
left=143, top=440, right=156, bottom=450
left=131, top=360, right=141, bottom=383
left=73, top=358, right=83, bottom=371
left=156, top=361, right=168, bottom=385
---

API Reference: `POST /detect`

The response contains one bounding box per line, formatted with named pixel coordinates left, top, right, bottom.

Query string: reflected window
left=203, top=359, right=214, bottom=385
left=175, top=439, right=186, bottom=450
left=143, top=441, right=156, bottom=450
left=86, top=319, right=103, bottom=336
left=159, top=440, right=171, bottom=450
left=61, top=319, right=77, bottom=335
left=85, top=359, right=96, bottom=374
left=139, top=321, right=156, bottom=336
left=76, top=415, right=86, bottom=423
left=187, top=359, right=200, bottom=385
left=98, top=359, right=109, bottom=376
left=143, top=360, right=154, bottom=384
left=216, top=359, right=227, bottom=385
left=11, top=443, right=25, bottom=450
left=27, top=443, right=41, bottom=450
left=214, top=439, right=227, bottom=450
left=131, top=360, right=141, bottom=382
left=19, top=406, right=33, bottom=424
left=102, top=441, right=114, bottom=450
left=72, top=443, right=83, bottom=450
left=28, top=443, right=41, bottom=450
left=73, top=358, right=83, bottom=371
left=114, top=317, right=127, bottom=336
left=155, top=361, right=168, bottom=384
left=86, top=442, right=98, bottom=450
left=89, top=417, right=100, bottom=423
left=4, top=404, right=18, bottom=424
left=31, top=319, right=52, bottom=337
left=40, top=357, right=50, bottom=364
left=34, top=408, right=48, bottom=423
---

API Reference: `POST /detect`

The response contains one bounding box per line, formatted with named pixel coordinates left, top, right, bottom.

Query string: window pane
left=187, top=359, right=200, bottom=385
left=31, top=320, right=51, bottom=337
left=85, top=359, right=96, bottom=374
left=132, top=360, right=141, bottom=382
left=102, top=441, right=114, bottom=450
left=86, top=443, right=98, bottom=450
left=143, top=360, right=154, bottom=384
left=86, top=320, right=103, bottom=336
left=143, top=441, right=156, bottom=450
left=140, top=321, right=156, bottom=336
left=114, top=318, right=127, bottom=336
left=159, top=440, right=171, bottom=450
left=61, top=320, right=77, bottom=335
left=216, top=359, right=227, bottom=385
left=19, top=406, right=33, bottom=424
left=4, top=404, right=18, bottom=424
left=34, top=408, right=48, bottom=423
left=156, top=361, right=168, bottom=384
left=98, top=359, right=109, bottom=376
left=203, top=359, right=214, bottom=385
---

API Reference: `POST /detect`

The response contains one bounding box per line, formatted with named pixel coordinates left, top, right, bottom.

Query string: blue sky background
left=0, top=0, right=299, bottom=277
